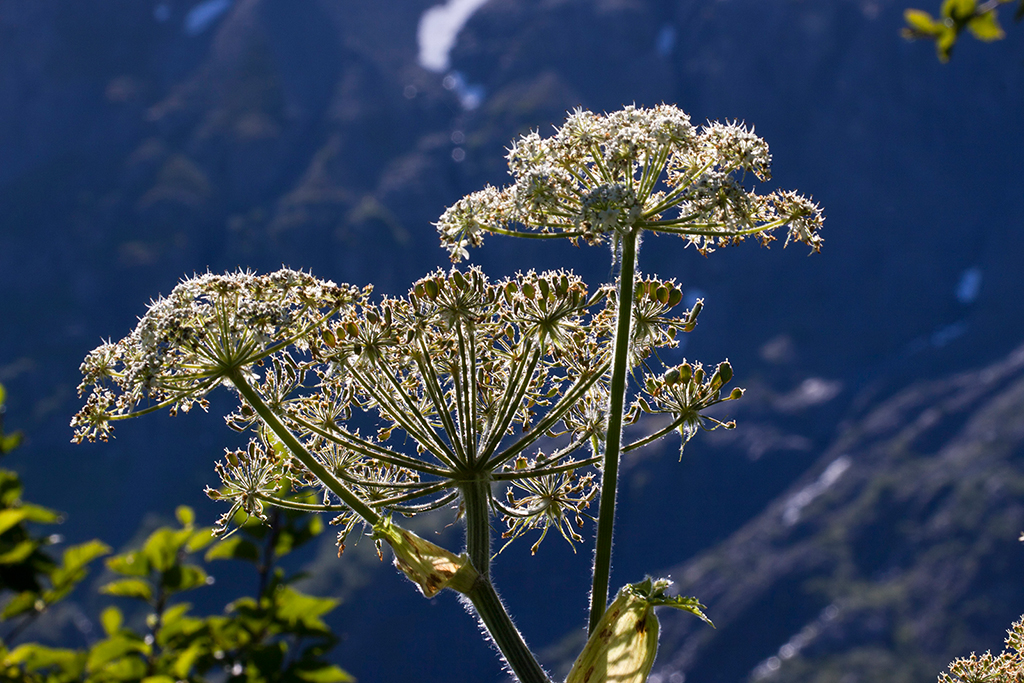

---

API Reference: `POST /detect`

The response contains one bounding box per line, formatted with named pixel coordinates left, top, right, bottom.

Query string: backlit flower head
left=435, top=105, right=823, bottom=260
left=72, top=268, right=365, bottom=443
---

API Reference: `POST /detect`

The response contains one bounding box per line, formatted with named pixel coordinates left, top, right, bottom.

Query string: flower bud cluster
left=629, top=360, right=744, bottom=458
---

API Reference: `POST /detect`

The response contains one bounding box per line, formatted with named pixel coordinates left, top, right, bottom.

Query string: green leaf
left=142, top=526, right=194, bottom=572
left=86, top=634, right=149, bottom=670
left=0, top=508, right=28, bottom=535
left=205, top=535, right=260, bottom=563
left=107, top=550, right=150, bottom=576
left=905, top=8, right=944, bottom=34
left=62, top=539, right=112, bottom=574
left=967, top=11, right=1005, bottom=39
left=942, top=0, right=977, bottom=19
left=5, top=643, right=85, bottom=676
left=295, top=664, right=356, bottom=682
left=937, top=26, right=958, bottom=61
left=142, top=677, right=177, bottom=683
left=100, top=578, right=153, bottom=601
left=19, top=502, right=61, bottom=524
left=101, top=606, right=123, bottom=636
left=169, top=641, right=207, bottom=679
left=186, top=526, right=217, bottom=552
left=0, top=432, right=23, bottom=454
left=160, top=564, right=209, bottom=593
left=273, top=586, right=339, bottom=631
left=48, top=540, right=112, bottom=600
left=2, top=591, right=41, bottom=619
left=0, top=539, right=39, bottom=564
left=175, top=506, right=195, bottom=527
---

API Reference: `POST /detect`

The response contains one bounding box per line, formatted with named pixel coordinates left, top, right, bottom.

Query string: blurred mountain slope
left=639, top=343, right=1024, bottom=683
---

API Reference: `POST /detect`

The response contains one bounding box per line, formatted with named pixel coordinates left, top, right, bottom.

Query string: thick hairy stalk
left=466, top=577, right=552, bottom=683
left=462, top=475, right=493, bottom=579
left=588, top=228, right=639, bottom=634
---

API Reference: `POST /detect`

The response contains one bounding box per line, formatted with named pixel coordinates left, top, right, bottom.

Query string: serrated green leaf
left=205, top=535, right=260, bottom=562
left=101, top=606, right=123, bottom=636
left=651, top=594, right=715, bottom=628
left=100, top=578, right=153, bottom=601
left=967, top=11, right=1005, bottom=39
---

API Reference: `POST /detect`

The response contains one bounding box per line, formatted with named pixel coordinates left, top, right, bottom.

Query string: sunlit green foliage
left=903, top=0, right=1023, bottom=61
left=1, top=383, right=350, bottom=683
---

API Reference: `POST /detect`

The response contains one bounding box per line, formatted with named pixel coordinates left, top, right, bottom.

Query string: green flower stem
left=466, top=577, right=552, bottom=683
left=462, top=476, right=492, bottom=579
left=588, top=227, right=639, bottom=635
left=228, top=368, right=380, bottom=526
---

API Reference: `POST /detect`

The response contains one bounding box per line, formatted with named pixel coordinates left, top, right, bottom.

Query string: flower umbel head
left=72, top=269, right=364, bottom=443
left=435, top=105, right=824, bottom=260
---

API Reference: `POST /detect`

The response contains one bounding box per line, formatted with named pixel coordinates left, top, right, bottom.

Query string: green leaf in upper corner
left=100, top=606, right=123, bottom=636
left=967, top=11, right=1006, bottom=39
left=905, top=9, right=944, bottom=34
left=294, top=664, right=356, bottom=682
left=107, top=550, right=150, bottom=577
left=205, top=535, right=260, bottom=563
left=100, top=578, right=153, bottom=601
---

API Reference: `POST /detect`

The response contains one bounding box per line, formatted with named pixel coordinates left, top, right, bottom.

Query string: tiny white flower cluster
left=435, top=104, right=823, bottom=260
left=72, top=269, right=363, bottom=443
